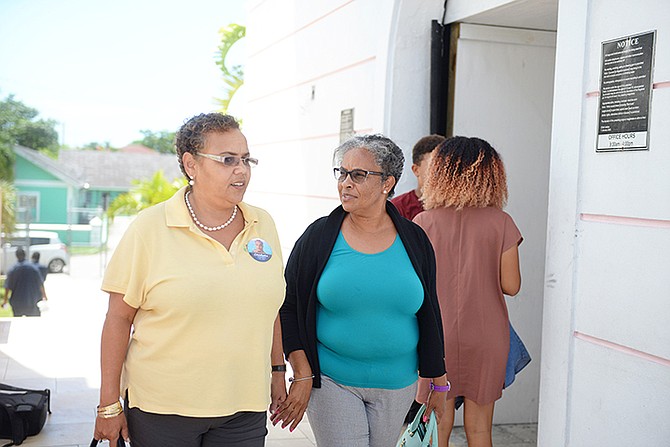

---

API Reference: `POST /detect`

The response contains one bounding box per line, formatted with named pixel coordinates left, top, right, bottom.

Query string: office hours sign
left=597, top=31, right=656, bottom=152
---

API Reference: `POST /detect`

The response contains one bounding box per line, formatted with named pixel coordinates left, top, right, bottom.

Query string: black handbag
left=0, top=383, right=51, bottom=446
left=89, top=438, right=126, bottom=447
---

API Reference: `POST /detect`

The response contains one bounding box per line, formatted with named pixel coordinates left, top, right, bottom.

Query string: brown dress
left=414, top=206, right=522, bottom=405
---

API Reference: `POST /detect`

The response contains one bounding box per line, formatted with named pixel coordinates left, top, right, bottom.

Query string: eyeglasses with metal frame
left=333, top=167, right=384, bottom=183
left=196, top=153, right=259, bottom=167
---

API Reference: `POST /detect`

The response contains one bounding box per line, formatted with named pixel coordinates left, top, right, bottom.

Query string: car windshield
left=6, top=237, right=31, bottom=247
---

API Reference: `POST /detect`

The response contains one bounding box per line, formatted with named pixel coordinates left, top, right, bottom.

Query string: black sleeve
left=280, top=230, right=307, bottom=357
left=415, top=227, right=447, bottom=378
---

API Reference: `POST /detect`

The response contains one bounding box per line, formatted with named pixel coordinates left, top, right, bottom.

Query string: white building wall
left=382, top=0, right=445, bottom=194
left=246, top=0, right=549, bottom=426
left=539, top=0, right=670, bottom=445
left=244, top=0, right=670, bottom=443
left=245, top=0, right=549, bottom=427
left=244, top=0, right=396, bottom=253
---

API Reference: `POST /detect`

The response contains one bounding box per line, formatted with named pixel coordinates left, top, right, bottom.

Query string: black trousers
left=10, top=303, right=40, bottom=317
left=125, top=406, right=267, bottom=447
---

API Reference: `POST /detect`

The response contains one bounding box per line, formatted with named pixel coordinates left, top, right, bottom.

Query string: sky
left=0, top=0, right=245, bottom=148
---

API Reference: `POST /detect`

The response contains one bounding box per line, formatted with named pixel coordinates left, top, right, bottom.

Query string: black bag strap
left=44, top=389, right=51, bottom=414
left=1, top=403, right=25, bottom=446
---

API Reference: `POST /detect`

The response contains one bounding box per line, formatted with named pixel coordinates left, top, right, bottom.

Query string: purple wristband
left=430, top=381, right=451, bottom=392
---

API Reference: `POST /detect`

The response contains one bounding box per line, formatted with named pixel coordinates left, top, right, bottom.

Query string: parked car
left=1, top=231, right=70, bottom=274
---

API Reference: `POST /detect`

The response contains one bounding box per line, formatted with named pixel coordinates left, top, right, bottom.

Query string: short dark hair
left=412, top=135, right=446, bottom=165
left=15, top=248, right=26, bottom=262
left=31, top=251, right=40, bottom=262
left=174, top=113, right=241, bottom=181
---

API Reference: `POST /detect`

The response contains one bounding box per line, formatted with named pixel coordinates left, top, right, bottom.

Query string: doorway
left=448, top=22, right=556, bottom=424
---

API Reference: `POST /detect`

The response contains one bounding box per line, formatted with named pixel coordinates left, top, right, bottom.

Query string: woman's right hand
left=269, top=378, right=313, bottom=432
left=93, top=413, right=129, bottom=445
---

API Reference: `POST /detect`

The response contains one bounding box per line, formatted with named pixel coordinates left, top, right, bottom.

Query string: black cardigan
left=280, top=202, right=446, bottom=388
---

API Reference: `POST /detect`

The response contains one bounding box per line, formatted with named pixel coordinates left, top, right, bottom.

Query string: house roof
left=14, top=145, right=183, bottom=190
left=14, top=145, right=81, bottom=187
left=118, top=144, right=157, bottom=154
left=58, top=150, right=183, bottom=189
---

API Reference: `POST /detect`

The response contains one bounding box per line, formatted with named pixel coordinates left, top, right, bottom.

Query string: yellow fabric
left=102, top=187, right=285, bottom=417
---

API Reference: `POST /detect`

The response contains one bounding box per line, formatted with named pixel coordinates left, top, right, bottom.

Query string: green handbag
left=396, top=404, right=438, bottom=447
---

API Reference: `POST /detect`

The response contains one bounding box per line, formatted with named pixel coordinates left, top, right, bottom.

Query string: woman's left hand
left=270, top=373, right=287, bottom=413
left=425, top=387, right=448, bottom=424
left=270, top=378, right=312, bottom=431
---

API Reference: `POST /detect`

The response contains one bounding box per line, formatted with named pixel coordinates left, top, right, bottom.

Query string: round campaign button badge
left=247, top=238, right=273, bottom=262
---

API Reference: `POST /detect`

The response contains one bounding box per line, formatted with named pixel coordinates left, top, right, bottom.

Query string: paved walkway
left=0, top=254, right=536, bottom=446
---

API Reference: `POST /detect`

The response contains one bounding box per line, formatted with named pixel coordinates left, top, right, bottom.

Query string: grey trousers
left=306, top=375, right=417, bottom=447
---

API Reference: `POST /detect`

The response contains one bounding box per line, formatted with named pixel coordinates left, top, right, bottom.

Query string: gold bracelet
left=97, top=409, right=123, bottom=419
left=97, top=401, right=123, bottom=418
left=97, top=401, right=122, bottom=413
left=97, top=408, right=123, bottom=418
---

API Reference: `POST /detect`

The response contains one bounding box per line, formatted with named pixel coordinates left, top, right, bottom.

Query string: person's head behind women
left=411, top=134, right=445, bottom=193
left=332, top=134, right=404, bottom=214
left=175, top=113, right=255, bottom=210
left=422, top=136, right=508, bottom=211
left=15, top=248, right=26, bottom=262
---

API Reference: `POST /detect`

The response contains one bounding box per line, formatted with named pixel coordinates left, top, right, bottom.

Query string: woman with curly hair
left=94, top=113, right=287, bottom=446
left=413, top=136, right=523, bottom=447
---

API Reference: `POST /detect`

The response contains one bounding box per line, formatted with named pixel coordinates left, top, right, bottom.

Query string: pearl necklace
left=184, top=191, right=237, bottom=231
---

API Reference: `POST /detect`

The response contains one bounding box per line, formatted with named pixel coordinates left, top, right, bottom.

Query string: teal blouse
left=316, top=232, right=424, bottom=389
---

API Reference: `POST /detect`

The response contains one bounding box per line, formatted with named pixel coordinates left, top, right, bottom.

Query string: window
left=30, top=237, right=51, bottom=245
left=17, top=192, right=39, bottom=223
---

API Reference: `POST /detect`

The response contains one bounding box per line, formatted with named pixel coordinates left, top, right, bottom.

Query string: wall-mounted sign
left=340, top=108, right=355, bottom=144
left=596, top=30, right=656, bottom=152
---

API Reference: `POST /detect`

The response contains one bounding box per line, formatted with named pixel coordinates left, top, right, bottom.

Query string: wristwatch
left=271, top=364, right=287, bottom=372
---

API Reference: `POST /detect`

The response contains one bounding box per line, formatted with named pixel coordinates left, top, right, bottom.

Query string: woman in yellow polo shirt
left=93, top=113, right=287, bottom=446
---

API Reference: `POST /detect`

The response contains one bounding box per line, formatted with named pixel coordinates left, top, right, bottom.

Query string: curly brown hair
left=174, top=113, right=240, bottom=180
left=422, top=136, right=508, bottom=210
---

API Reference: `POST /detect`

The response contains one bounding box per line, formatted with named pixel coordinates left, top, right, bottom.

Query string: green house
left=11, top=145, right=181, bottom=246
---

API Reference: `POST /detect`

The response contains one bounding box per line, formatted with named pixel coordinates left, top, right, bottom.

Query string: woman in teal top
left=317, top=232, right=424, bottom=389
left=273, top=135, right=448, bottom=447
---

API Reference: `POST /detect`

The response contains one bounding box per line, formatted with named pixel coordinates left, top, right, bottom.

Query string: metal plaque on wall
left=339, top=108, right=355, bottom=144
left=596, top=30, right=656, bottom=152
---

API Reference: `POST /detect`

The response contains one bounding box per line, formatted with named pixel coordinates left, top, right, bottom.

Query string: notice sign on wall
left=597, top=30, right=656, bottom=152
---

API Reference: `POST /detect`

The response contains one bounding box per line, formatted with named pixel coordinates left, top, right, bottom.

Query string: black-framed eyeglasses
left=333, top=167, right=384, bottom=184
left=196, top=153, right=259, bottom=168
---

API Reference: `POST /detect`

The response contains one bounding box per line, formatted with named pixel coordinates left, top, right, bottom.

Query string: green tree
left=0, top=180, right=16, bottom=234
left=133, top=130, right=176, bottom=154
left=0, top=94, right=60, bottom=178
left=80, top=141, right=114, bottom=151
left=215, top=23, right=245, bottom=114
left=107, top=171, right=186, bottom=220
left=14, top=119, right=59, bottom=156
left=0, top=135, right=13, bottom=180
